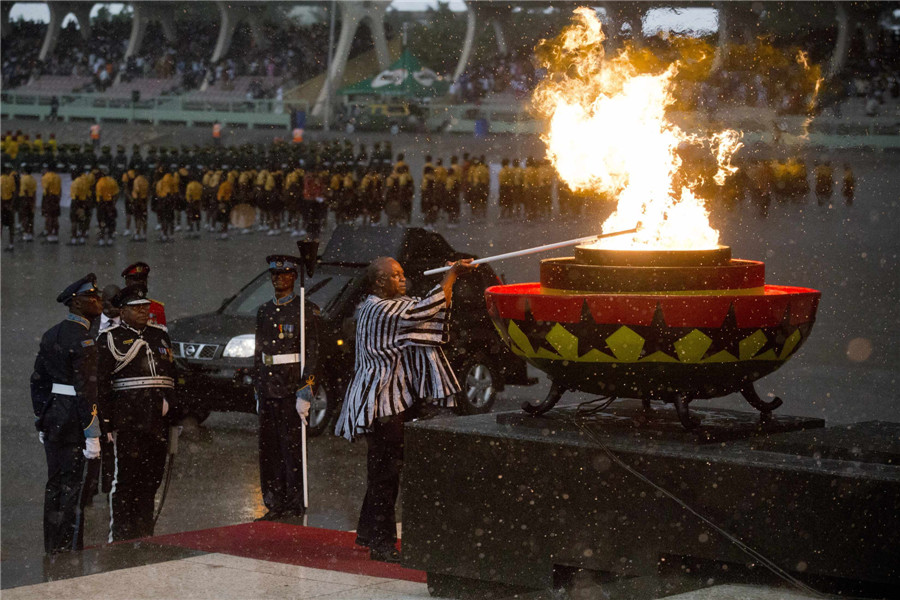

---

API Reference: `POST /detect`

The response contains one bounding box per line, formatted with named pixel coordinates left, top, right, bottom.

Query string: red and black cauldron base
left=485, top=244, right=821, bottom=429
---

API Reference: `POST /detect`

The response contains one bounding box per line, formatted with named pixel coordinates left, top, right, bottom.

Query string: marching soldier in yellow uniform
left=41, top=164, right=63, bottom=243
left=469, top=156, right=490, bottom=220
left=357, top=167, right=382, bottom=226
left=95, top=166, right=120, bottom=246
left=284, top=165, right=304, bottom=237
left=512, top=159, right=525, bottom=218
left=498, top=158, right=516, bottom=219
left=537, top=159, right=555, bottom=218
left=433, top=158, right=448, bottom=222
left=202, top=166, right=218, bottom=231
left=254, top=167, right=270, bottom=232
left=18, top=163, right=38, bottom=242
left=185, top=175, right=204, bottom=237
left=1, top=165, right=15, bottom=251
left=264, top=167, right=282, bottom=235
left=132, top=170, right=150, bottom=241
left=397, top=163, right=414, bottom=224
left=339, top=166, right=358, bottom=224
left=121, top=168, right=136, bottom=237
left=216, top=169, right=233, bottom=240
left=69, top=171, right=90, bottom=245
left=522, top=157, right=540, bottom=220
left=444, top=156, right=462, bottom=227
left=420, top=165, right=438, bottom=229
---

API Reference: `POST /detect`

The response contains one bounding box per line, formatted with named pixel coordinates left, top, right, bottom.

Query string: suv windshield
left=223, top=271, right=353, bottom=317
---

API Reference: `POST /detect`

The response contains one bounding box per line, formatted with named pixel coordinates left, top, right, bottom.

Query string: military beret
left=266, top=255, right=300, bottom=274
left=57, top=273, right=100, bottom=305
left=112, top=284, right=150, bottom=308
left=121, top=262, right=150, bottom=279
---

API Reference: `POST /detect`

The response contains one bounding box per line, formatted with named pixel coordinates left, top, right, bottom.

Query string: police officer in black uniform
left=254, top=255, right=319, bottom=520
left=31, top=274, right=104, bottom=554
left=97, top=284, right=177, bottom=541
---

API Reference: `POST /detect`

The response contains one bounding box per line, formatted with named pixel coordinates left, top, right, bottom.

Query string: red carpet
left=147, top=522, right=426, bottom=583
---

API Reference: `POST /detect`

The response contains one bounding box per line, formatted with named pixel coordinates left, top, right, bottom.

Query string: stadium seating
left=15, top=76, right=93, bottom=96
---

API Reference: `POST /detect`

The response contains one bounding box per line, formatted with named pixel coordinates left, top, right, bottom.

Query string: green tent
left=338, top=48, right=450, bottom=99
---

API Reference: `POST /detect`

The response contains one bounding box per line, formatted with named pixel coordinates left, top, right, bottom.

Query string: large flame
left=533, top=8, right=742, bottom=250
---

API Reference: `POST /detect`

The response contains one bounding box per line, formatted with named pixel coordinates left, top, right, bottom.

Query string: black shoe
left=354, top=535, right=370, bottom=548
left=370, top=544, right=401, bottom=564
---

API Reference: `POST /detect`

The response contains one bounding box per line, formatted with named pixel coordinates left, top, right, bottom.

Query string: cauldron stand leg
left=672, top=393, right=700, bottom=430
left=635, top=397, right=657, bottom=425
left=522, top=382, right=566, bottom=416
left=740, top=383, right=783, bottom=423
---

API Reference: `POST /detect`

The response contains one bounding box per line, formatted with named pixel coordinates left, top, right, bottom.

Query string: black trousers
left=109, top=429, right=167, bottom=542
left=357, top=413, right=407, bottom=548
left=258, top=396, right=305, bottom=515
left=43, top=441, right=87, bottom=554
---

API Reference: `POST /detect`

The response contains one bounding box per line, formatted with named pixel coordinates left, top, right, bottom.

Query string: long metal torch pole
left=423, top=227, right=638, bottom=276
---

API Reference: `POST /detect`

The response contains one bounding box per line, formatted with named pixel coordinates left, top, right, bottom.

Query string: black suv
left=167, top=226, right=532, bottom=435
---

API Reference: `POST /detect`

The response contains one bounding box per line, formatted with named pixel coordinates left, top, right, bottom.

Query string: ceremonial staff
left=423, top=227, right=639, bottom=276
left=296, top=240, right=319, bottom=513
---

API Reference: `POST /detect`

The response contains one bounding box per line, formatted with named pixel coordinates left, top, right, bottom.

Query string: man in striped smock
left=336, top=256, right=476, bottom=563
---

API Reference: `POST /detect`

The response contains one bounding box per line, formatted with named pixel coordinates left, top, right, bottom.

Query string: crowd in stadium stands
left=0, top=129, right=857, bottom=253
left=2, top=21, right=45, bottom=89
left=451, top=52, right=542, bottom=102
left=2, top=17, right=374, bottom=97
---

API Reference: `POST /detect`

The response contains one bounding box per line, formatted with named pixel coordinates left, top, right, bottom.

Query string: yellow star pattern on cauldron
left=501, top=319, right=800, bottom=365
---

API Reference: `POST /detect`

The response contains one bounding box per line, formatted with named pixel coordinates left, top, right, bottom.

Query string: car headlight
left=223, top=334, right=256, bottom=358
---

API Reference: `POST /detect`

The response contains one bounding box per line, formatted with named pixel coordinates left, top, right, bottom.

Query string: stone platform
left=402, top=401, right=900, bottom=597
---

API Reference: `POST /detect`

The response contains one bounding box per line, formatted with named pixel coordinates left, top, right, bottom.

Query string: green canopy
left=338, top=48, right=450, bottom=99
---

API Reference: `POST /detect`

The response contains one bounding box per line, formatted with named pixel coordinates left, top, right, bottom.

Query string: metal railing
left=0, top=92, right=308, bottom=129
left=1, top=89, right=544, bottom=134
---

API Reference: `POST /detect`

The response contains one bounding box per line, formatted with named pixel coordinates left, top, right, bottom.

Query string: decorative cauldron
left=485, top=244, right=820, bottom=429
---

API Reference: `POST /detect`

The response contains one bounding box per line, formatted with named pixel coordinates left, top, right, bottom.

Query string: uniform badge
left=123, top=339, right=134, bottom=345
left=81, top=339, right=94, bottom=347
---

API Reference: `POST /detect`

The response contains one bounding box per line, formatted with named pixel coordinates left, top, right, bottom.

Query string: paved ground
left=2, top=129, right=898, bottom=597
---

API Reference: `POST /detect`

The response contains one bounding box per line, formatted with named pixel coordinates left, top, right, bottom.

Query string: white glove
left=39, top=431, right=45, bottom=444
left=296, top=388, right=312, bottom=426
left=83, top=437, right=101, bottom=459
left=162, top=398, right=169, bottom=417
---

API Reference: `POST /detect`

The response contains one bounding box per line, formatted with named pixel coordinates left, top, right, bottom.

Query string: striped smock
left=335, top=286, right=459, bottom=441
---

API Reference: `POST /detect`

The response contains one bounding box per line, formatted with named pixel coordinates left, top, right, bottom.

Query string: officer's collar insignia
left=66, top=313, right=91, bottom=329
left=274, top=293, right=295, bottom=306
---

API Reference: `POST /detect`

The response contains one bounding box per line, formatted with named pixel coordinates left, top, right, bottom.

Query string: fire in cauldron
left=483, top=9, right=821, bottom=429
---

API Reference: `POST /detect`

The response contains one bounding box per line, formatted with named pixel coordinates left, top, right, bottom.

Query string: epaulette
left=147, top=322, right=168, bottom=332
left=98, top=322, right=120, bottom=335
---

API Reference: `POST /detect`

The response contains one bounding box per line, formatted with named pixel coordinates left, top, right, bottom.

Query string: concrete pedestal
left=402, top=402, right=900, bottom=596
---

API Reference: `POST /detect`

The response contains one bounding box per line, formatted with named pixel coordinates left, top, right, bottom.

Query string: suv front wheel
left=307, top=381, right=337, bottom=437
left=456, top=354, right=499, bottom=415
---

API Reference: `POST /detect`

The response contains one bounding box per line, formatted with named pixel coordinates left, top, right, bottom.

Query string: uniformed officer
left=31, top=274, right=103, bottom=553
left=97, top=284, right=178, bottom=541
left=121, top=262, right=167, bottom=328
left=254, top=255, right=319, bottom=520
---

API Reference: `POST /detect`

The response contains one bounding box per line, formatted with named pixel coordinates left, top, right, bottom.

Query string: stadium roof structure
left=337, top=48, right=449, bottom=99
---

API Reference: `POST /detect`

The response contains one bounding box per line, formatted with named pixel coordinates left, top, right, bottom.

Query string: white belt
left=111, top=376, right=175, bottom=391
left=52, top=383, right=77, bottom=396
left=262, top=352, right=300, bottom=366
